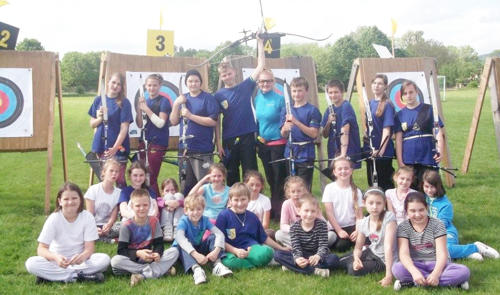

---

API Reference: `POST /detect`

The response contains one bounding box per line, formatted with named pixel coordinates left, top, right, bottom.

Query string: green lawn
left=1, top=88, right=499, bottom=294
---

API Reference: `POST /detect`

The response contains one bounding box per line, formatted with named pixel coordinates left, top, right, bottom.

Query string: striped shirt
left=290, top=218, right=329, bottom=260
left=397, top=217, right=446, bottom=261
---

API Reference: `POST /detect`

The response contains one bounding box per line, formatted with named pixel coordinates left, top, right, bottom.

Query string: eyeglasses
left=258, top=79, right=274, bottom=84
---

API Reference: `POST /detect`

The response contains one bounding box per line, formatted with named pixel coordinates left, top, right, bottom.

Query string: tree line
left=15, top=26, right=499, bottom=94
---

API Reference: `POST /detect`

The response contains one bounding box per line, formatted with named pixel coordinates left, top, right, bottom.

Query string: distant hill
left=479, top=49, right=500, bottom=60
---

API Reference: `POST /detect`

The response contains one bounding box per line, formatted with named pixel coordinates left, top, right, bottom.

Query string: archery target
left=0, top=68, right=33, bottom=138
left=126, top=72, right=184, bottom=137
left=380, top=71, right=429, bottom=112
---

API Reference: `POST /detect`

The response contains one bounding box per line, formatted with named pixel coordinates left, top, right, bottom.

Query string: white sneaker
left=467, top=252, right=484, bottom=261
left=163, top=226, right=174, bottom=242
left=193, top=267, right=206, bottom=285
left=393, top=280, right=401, bottom=291
left=461, top=281, right=470, bottom=290
left=313, top=268, right=330, bottom=278
left=475, top=241, right=500, bottom=259
left=212, top=262, right=233, bottom=277
left=281, top=265, right=289, bottom=272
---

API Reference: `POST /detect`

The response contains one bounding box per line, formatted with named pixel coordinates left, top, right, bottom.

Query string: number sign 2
left=0, top=22, right=19, bottom=50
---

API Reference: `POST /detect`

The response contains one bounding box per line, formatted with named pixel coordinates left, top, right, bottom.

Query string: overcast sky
left=2, top=0, right=499, bottom=57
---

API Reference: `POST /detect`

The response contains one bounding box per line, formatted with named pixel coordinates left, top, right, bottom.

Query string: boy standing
left=174, top=194, right=232, bottom=285
left=280, top=77, right=322, bottom=189
left=214, top=38, right=265, bottom=185
left=110, top=189, right=179, bottom=286
left=216, top=183, right=290, bottom=269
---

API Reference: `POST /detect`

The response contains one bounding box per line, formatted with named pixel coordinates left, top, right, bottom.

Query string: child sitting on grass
left=174, top=194, right=232, bottom=285
left=216, top=183, right=290, bottom=270
left=110, top=189, right=179, bottom=287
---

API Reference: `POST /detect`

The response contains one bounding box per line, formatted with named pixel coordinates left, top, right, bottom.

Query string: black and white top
left=397, top=217, right=446, bottom=261
left=357, top=211, right=397, bottom=262
left=290, top=218, right=329, bottom=260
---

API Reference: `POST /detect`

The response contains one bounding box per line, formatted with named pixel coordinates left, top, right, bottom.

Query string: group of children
left=26, top=153, right=498, bottom=290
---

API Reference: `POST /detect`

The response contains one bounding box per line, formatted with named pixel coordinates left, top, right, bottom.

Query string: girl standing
left=84, top=159, right=122, bottom=243
left=342, top=188, right=397, bottom=287
left=392, top=192, right=470, bottom=290
left=25, top=182, right=110, bottom=283
left=118, top=161, right=159, bottom=221
left=394, top=80, right=444, bottom=189
left=189, top=163, right=230, bottom=221
left=160, top=178, right=185, bottom=242
left=322, top=157, right=364, bottom=252
left=170, top=69, right=219, bottom=195
left=136, top=73, right=172, bottom=196
left=364, top=74, right=395, bottom=191
left=423, top=169, right=499, bottom=260
left=386, top=166, right=417, bottom=224
left=88, top=72, right=133, bottom=188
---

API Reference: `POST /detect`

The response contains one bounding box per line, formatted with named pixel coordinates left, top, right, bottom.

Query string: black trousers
left=286, top=161, right=314, bottom=192
left=366, top=158, right=395, bottom=191
left=222, top=132, right=258, bottom=186
left=407, top=164, right=438, bottom=191
left=257, top=142, right=286, bottom=220
left=340, top=248, right=385, bottom=276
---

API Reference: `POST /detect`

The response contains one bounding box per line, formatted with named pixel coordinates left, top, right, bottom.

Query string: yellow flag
left=264, top=17, right=275, bottom=31
left=391, top=18, right=397, bottom=36
left=0, top=0, right=9, bottom=7
left=159, top=10, right=163, bottom=29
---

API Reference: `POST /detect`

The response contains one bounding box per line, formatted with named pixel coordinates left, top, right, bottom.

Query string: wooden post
left=346, top=60, right=359, bottom=103
left=55, top=58, right=68, bottom=182
left=489, top=62, right=500, bottom=163
left=45, top=57, right=57, bottom=214
left=461, top=58, right=494, bottom=173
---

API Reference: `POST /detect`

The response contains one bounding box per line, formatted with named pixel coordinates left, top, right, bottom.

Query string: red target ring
left=388, top=78, right=424, bottom=112
left=0, top=76, right=24, bottom=128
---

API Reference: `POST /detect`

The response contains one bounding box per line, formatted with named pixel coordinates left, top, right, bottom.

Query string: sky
left=1, top=0, right=499, bottom=58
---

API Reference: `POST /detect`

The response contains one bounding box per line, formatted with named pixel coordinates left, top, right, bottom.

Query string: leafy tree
left=351, top=26, right=391, bottom=58
left=61, top=51, right=100, bottom=93
left=281, top=43, right=330, bottom=86
left=326, top=36, right=360, bottom=86
left=399, top=31, right=452, bottom=66
left=15, top=38, right=44, bottom=51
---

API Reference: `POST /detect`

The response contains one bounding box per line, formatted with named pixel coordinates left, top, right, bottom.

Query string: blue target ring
left=135, top=80, right=179, bottom=109
left=388, top=78, right=424, bottom=112
left=0, top=76, right=24, bottom=128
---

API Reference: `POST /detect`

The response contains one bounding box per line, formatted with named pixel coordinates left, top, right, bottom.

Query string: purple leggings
left=139, top=143, right=166, bottom=196
left=392, top=261, right=470, bottom=286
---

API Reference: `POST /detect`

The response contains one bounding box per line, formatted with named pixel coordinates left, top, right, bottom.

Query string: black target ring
left=0, top=76, right=24, bottom=128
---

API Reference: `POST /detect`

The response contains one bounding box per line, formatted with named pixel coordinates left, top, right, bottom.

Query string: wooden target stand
left=462, top=57, right=500, bottom=173
left=346, top=57, right=455, bottom=187
left=88, top=52, right=209, bottom=185
left=221, top=55, right=328, bottom=190
left=0, top=51, right=68, bottom=214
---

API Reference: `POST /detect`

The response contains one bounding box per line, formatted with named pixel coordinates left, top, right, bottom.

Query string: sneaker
left=467, top=252, right=484, bottom=261
left=268, top=258, right=280, bottom=266
left=461, top=281, right=470, bottom=290
left=163, top=226, right=174, bottom=242
left=394, top=280, right=414, bottom=291
left=212, top=262, right=233, bottom=277
left=76, top=272, right=105, bottom=283
left=313, top=268, right=330, bottom=278
left=281, top=265, right=289, bottom=272
left=393, top=280, right=401, bottom=291
left=130, top=273, right=144, bottom=287
left=474, top=241, right=500, bottom=259
left=168, top=266, right=176, bottom=276
left=193, top=267, right=207, bottom=285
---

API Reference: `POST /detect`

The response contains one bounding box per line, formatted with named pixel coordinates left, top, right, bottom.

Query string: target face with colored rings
left=387, top=78, right=424, bottom=112
left=0, top=76, right=24, bottom=128
left=134, top=80, right=179, bottom=109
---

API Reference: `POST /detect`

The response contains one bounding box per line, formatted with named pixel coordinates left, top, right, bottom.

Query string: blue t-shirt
left=142, top=95, right=171, bottom=147
left=119, top=216, right=160, bottom=250
left=215, top=209, right=267, bottom=249
left=202, top=183, right=230, bottom=219
left=366, top=99, right=395, bottom=158
left=178, top=91, right=219, bottom=153
left=280, top=102, right=321, bottom=163
left=88, top=95, right=133, bottom=153
left=215, top=78, right=257, bottom=139
left=118, top=186, right=157, bottom=204
left=321, top=100, right=361, bottom=168
left=254, top=89, right=285, bottom=141
left=173, top=215, right=214, bottom=247
left=394, top=103, right=444, bottom=166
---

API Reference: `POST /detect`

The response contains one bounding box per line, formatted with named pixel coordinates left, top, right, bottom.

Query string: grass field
left=1, top=88, right=499, bottom=294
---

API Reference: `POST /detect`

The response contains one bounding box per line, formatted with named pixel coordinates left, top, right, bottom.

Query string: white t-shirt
left=385, top=188, right=416, bottom=224
left=358, top=211, right=397, bottom=262
left=322, top=182, right=363, bottom=228
left=38, top=210, right=98, bottom=258
left=84, top=183, right=121, bottom=225
left=247, top=193, right=272, bottom=222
